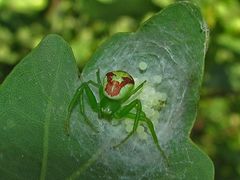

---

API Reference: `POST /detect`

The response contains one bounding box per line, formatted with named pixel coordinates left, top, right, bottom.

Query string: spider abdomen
left=103, top=71, right=134, bottom=100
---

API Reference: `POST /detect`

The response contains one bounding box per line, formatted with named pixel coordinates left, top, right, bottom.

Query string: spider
left=65, top=69, right=168, bottom=162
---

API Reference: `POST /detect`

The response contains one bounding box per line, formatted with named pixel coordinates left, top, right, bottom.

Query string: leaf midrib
left=40, top=59, right=62, bottom=180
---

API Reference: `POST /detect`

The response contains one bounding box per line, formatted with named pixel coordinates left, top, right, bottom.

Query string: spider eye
left=103, top=70, right=134, bottom=100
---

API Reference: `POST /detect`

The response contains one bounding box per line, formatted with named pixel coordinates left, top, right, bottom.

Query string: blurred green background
left=0, top=0, right=239, bottom=179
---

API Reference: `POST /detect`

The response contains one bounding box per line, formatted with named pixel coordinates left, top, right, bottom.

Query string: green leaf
left=0, top=2, right=214, bottom=179
left=0, top=34, right=82, bottom=179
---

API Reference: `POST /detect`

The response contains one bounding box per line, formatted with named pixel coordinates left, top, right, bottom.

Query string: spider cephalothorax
left=65, top=69, right=168, bottom=163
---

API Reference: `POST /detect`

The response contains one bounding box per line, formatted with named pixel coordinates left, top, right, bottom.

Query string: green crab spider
left=65, top=69, right=168, bottom=163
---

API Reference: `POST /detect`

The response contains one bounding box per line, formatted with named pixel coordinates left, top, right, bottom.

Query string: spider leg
left=96, top=68, right=104, bottom=100
left=65, top=81, right=100, bottom=135
left=79, top=89, right=98, bottom=132
left=96, top=68, right=102, bottom=85
left=111, top=80, right=147, bottom=145
left=121, top=80, right=146, bottom=103
left=125, top=113, right=169, bottom=165
left=87, top=80, right=99, bottom=88
left=113, top=99, right=142, bottom=148
left=113, top=98, right=168, bottom=164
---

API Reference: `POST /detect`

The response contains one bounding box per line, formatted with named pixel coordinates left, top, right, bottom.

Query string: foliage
left=0, top=0, right=240, bottom=179
left=0, top=2, right=213, bottom=179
